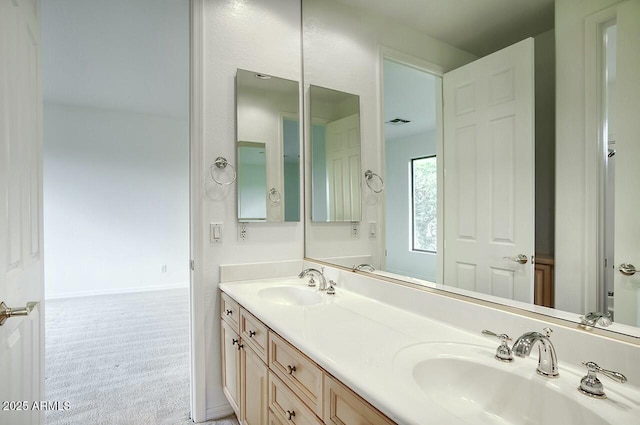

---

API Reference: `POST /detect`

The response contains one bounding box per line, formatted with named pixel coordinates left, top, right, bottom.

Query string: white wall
left=303, top=0, right=476, bottom=268
left=385, top=130, right=437, bottom=281
left=201, top=0, right=303, bottom=418
left=555, top=0, right=624, bottom=314
left=43, top=103, right=189, bottom=299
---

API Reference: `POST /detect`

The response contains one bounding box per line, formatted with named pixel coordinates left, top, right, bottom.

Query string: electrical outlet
left=238, top=222, right=248, bottom=242
left=161, top=265, right=167, bottom=273
left=351, top=222, right=359, bottom=238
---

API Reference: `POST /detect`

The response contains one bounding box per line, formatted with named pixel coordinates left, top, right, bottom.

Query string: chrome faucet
left=352, top=263, right=375, bottom=272
left=579, top=311, right=612, bottom=328
left=512, top=327, right=559, bottom=377
left=298, top=268, right=328, bottom=290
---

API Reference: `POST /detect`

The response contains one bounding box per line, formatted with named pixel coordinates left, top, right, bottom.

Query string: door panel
left=0, top=1, right=43, bottom=424
left=326, top=113, right=361, bottom=221
left=444, top=38, right=535, bottom=303
left=613, top=0, right=640, bottom=327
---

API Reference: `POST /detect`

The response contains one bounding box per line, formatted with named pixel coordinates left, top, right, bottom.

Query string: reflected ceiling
left=334, top=0, right=554, bottom=56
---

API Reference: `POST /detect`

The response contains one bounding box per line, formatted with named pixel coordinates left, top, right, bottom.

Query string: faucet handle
left=481, top=330, right=513, bottom=362
left=578, top=361, right=627, bottom=399
left=306, top=275, right=316, bottom=287
left=327, top=280, right=337, bottom=295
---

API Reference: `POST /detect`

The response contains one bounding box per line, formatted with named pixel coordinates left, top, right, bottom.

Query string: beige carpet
left=45, top=288, right=238, bottom=425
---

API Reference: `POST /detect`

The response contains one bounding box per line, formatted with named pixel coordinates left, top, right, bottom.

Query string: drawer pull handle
left=286, top=365, right=296, bottom=375
left=232, top=338, right=238, bottom=345
left=225, top=309, right=233, bottom=316
left=237, top=343, right=243, bottom=351
left=285, top=410, right=295, bottom=420
left=249, top=330, right=256, bottom=337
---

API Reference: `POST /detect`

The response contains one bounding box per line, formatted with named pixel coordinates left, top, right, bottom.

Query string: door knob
left=503, top=254, right=528, bottom=264
left=0, top=301, right=38, bottom=326
left=619, top=263, right=637, bottom=276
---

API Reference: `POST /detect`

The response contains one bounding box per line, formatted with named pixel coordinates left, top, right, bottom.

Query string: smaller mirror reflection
left=236, top=69, right=300, bottom=222
left=309, top=85, right=361, bottom=222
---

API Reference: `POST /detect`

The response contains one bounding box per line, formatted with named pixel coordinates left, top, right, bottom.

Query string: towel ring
left=364, top=170, right=384, bottom=193
left=209, top=157, right=237, bottom=185
left=268, top=188, right=281, bottom=204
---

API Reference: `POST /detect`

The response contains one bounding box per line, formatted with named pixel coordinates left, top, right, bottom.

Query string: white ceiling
left=42, top=0, right=189, bottom=117
left=334, top=0, right=555, bottom=57
left=383, top=60, right=437, bottom=141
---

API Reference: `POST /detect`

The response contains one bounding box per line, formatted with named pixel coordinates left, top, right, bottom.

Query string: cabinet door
left=241, top=344, right=268, bottom=425
left=221, top=320, right=241, bottom=418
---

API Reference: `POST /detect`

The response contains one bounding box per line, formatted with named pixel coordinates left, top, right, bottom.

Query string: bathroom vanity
left=220, top=289, right=393, bottom=425
left=218, top=266, right=640, bottom=425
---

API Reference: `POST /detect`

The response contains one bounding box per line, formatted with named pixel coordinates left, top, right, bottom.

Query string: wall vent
left=386, top=118, right=411, bottom=125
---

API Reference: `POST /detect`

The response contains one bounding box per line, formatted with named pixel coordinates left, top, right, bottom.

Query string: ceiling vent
left=386, top=118, right=411, bottom=125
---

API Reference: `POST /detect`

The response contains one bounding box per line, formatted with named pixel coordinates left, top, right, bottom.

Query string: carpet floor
left=45, top=288, right=238, bottom=425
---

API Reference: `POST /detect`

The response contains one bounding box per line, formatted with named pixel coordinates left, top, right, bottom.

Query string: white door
left=326, top=113, right=361, bottom=221
left=613, top=1, right=640, bottom=327
left=443, top=38, right=535, bottom=303
left=0, top=0, right=44, bottom=424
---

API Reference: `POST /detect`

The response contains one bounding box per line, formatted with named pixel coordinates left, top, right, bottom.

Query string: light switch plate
left=210, top=222, right=223, bottom=243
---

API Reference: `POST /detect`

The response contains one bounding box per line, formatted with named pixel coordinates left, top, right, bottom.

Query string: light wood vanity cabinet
left=220, top=290, right=396, bottom=425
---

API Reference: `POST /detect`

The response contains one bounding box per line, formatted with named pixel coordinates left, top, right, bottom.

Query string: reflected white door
left=443, top=38, right=535, bottom=302
left=326, top=113, right=361, bottom=221
left=613, top=0, right=640, bottom=327
left=0, top=0, right=44, bottom=424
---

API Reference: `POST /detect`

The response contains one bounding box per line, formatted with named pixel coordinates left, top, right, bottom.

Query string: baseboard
left=204, top=403, right=235, bottom=422
left=45, top=283, right=189, bottom=300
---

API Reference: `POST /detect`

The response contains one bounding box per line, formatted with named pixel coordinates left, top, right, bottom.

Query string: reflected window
left=411, top=156, right=437, bottom=252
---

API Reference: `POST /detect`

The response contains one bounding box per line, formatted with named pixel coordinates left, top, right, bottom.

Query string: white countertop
left=219, top=277, right=639, bottom=425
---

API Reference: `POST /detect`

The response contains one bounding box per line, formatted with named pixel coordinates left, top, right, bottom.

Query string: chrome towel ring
left=364, top=170, right=384, bottom=193
left=269, top=188, right=281, bottom=204
left=209, top=157, right=237, bottom=185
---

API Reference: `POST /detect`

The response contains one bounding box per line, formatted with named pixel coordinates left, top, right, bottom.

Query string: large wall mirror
left=303, top=0, right=640, bottom=338
left=236, top=69, right=300, bottom=222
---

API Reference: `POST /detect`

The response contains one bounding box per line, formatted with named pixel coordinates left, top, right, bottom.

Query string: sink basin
left=257, top=285, right=322, bottom=307
left=394, top=342, right=617, bottom=425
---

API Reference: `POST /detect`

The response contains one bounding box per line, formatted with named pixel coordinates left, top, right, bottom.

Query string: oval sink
left=258, top=285, right=322, bottom=307
left=394, top=343, right=615, bottom=425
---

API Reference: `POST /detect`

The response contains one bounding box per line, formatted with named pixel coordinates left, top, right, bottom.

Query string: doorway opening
left=382, top=58, right=442, bottom=282
left=42, top=0, right=192, bottom=423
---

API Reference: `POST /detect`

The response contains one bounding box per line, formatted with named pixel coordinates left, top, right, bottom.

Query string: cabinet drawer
left=240, top=308, right=268, bottom=363
left=269, top=372, right=323, bottom=425
left=269, top=331, right=323, bottom=417
left=269, top=408, right=285, bottom=425
left=221, top=292, right=240, bottom=333
left=324, top=374, right=395, bottom=425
